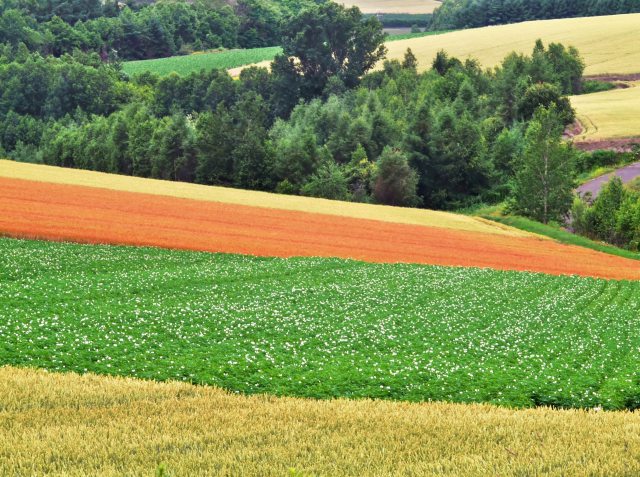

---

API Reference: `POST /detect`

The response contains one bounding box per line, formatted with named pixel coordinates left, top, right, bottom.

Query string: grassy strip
left=2, top=237, right=640, bottom=410
left=3, top=366, right=640, bottom=476
left=482, top=214, right=640, bottom=261
left=121, top=30, right=453, bottom=77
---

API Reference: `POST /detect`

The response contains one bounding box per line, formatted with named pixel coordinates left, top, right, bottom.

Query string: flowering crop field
left=3, top=237, right=640, bottom=410
left=1, top=171, right=640, bottom=280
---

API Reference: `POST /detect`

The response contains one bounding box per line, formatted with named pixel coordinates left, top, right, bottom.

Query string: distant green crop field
left=122, top=47, right=283, bottom=77
left=121, top=31, right=452, bottom=77
left=2, top=237, right=640, bottom=410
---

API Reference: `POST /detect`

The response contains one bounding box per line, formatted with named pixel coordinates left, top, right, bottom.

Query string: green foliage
left=371, top=147, right=419, bottom=206
left=573, top=178, right=640, bottom=250
left=301, top=160, right=350, bottom=201
left=517, top=82, right=574, bottom=123
left=4, top=237, right=640, bottom=410
left=365, top=13, right=431, bottom=28
left=274, top=3, right=387, bottom=98
left=511, top=105, right=576, bottom=224
left=575, top=149, right=639, bottom=175
left=0, top=53, right=129, bottom=120
left=0, top=0, right=314, bottom=62
left=579, top=79, right=617, bottom=95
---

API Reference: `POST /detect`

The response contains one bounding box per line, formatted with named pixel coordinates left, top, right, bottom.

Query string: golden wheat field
left=570, top=82, right=640, bottom=141
left=0, top=160, right=532, bottom=237
left=1, top=367, right=639, bottom=477
left=232, top=14, right=640, bottom=79
left=338, top=0, right=441, bottom=14
left=385, top=14, right=640, bottom=76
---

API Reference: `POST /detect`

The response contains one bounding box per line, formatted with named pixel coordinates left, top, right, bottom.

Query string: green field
left=122, top=47, right=283, bottom=77
left=121, top=31, right=450, bottom=77
left=3, top=237, right=640, bottom=410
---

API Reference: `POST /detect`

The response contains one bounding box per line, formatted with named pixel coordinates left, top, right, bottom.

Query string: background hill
left=385, top=13, right=640, bottom=76
left=338, top=0, right=441, bottom=14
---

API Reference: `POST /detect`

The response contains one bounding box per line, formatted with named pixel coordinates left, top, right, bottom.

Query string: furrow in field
left=0, top=176, right=639, bottom=279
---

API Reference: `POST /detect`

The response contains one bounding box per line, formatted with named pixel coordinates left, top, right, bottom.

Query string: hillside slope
left=383, top=14, right=640, bottom=75
left=0, top=160, right=522, bottom=236
left=570, top=81, right=640, bottom=141
left=1, top=161, right=640, bottom=279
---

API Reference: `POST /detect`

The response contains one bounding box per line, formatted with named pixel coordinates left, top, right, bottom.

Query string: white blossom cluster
left=1, top=237, right=639, bottom=409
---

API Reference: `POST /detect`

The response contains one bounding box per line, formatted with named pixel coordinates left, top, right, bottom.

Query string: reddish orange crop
left=1, top=177, right=638, bottom=280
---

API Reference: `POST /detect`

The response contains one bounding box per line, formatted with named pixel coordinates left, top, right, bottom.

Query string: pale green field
left=570, top=82, right=640, bottom=141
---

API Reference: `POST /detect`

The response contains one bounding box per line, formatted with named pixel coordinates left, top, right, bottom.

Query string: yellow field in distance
left=0, top=160, right=535, bottom=237
left=1, top=366, right=639, bottom=476
left=384, top=14, right=640, bottom=76
left=338, top=0, right=441, bottom=14
left=231, top=14, right=640, bottom=79
left=570, top=82, right=640, bottom=141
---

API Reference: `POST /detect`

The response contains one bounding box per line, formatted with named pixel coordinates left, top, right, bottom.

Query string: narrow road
left=577, top=161, right=640, bottom=198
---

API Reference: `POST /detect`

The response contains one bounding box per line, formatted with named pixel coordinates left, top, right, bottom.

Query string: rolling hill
left=2, top=161, right=640, bottom=279
left=384, top=13, right=640, bottom=76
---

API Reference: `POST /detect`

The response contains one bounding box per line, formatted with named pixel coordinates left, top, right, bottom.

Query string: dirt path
left=577, top=161, right=640, bottom=198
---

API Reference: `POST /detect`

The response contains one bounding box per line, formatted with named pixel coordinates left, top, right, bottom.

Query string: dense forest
left=431, top=0, right=640, bottom=30
left=0, top=0, right=319, bottom=60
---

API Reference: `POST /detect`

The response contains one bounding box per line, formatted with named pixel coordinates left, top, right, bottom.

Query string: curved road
left=577, top=161, right=640, bottom=198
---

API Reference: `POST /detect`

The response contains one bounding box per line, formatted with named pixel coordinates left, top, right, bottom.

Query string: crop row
left=2, top=237, right=640, bottom=409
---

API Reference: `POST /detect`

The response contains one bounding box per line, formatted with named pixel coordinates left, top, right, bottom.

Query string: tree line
left=0, top=0, right=317, bottom=60
left=430, top=0, right=640, bottom=30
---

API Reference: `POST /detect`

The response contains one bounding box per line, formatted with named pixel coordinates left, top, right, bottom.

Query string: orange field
left=1, top=176, right=639, bottom=280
